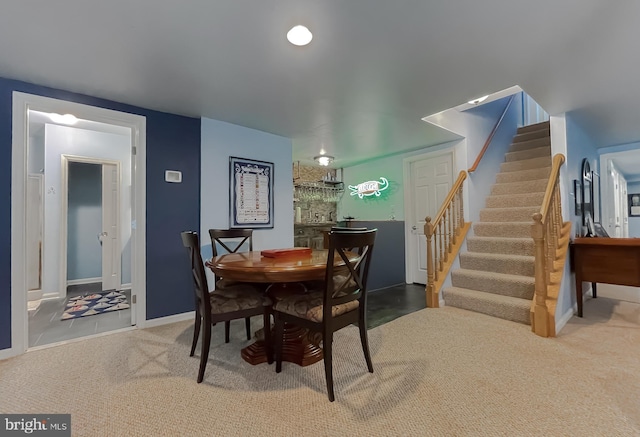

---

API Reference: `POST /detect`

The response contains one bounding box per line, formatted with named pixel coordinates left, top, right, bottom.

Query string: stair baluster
left=424, top=170, right=469, bottom=308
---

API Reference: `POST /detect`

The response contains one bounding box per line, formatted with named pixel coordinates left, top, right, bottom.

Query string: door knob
left=97, top=232, right=108, bottom=245
left=412, top=225, right=417, bottom=230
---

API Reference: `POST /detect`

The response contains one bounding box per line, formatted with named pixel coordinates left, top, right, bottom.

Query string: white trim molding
left=9, top=92, right=147, bottom=359
left=143, top=311, right=195, bottom=329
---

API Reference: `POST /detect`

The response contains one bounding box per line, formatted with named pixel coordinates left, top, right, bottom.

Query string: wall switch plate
left=165, top=170, right=182, bottom=183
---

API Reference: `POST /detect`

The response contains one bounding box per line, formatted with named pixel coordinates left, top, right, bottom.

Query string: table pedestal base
left=241, top=323, right=323, bottom=367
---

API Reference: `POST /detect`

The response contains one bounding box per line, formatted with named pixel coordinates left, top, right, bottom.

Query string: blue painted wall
left=67, top=162, right=102, bottom=280
left=0, top=77, right=201, bottom=351
left=566, top=114, right=599, bottom=236
left=466, top=95, right=522, bottom=223
left=200, top=118, right=294, bottom=259
left=346, top=220, right=406, bottom=291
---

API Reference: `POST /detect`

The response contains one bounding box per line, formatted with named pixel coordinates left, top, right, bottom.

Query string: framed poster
left=229, top=157, right=274, bottom=229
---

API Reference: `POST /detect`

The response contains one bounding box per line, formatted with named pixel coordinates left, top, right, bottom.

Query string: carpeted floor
left=1, top=296, right=640, bottom=436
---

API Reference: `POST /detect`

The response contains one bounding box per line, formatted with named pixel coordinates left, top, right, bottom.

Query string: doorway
left=62, top=157, right=122, bottom=294
left=403, top=150, right=455, bottom=284
left=597, top=148, right=640, bottom=304
left=10, top=93, right=147, bottom=356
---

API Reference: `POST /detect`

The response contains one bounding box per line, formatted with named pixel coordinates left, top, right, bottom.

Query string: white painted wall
left=200, top=118, right=294, bottom=268
left=42, top=124, right=131, bottom=295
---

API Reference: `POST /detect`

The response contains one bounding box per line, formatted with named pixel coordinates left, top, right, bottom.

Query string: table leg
left=240, top=282, right=324, bottom=367
left=592, top=282, right=597, bottom=298
left=576, top=270, right=583, bottom=318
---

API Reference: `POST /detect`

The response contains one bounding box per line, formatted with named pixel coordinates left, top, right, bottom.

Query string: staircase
left=443, top=121, right=551, bottom=324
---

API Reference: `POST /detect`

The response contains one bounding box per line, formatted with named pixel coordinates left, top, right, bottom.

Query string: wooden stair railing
left=531, top=153, right=567, bottom=337
left=468, top=94, right=516, bottom=173
left=424, top=170, right=471, bottom=308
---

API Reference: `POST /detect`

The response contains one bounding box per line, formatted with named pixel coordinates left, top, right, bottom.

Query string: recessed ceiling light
left=314, top=155, right=334, bottom=166
left=468, top=95, right=489, bottom=105
left=287, top=25, right=313, bottom=46
left=49, top=113, right=78, bottom=125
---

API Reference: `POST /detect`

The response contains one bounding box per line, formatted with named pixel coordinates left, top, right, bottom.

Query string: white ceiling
left=2, top=1, right=640, bottom=168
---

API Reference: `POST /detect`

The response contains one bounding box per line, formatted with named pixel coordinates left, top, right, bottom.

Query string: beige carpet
left=1, top=297, right=640, bottom=436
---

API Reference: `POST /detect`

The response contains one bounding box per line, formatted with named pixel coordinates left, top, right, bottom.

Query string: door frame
left=60, top=155, right=121, bottom=297
left=10, top=92, right=147, bottom=358
left=402, top=148, right=455, bottom=284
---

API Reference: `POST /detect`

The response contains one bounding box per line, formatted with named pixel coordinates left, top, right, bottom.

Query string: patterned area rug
left=61, top=290, right=130, bottom=320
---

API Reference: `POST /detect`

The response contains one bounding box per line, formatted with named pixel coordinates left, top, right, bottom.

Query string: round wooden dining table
left=206, top=249, right=358, bottom=367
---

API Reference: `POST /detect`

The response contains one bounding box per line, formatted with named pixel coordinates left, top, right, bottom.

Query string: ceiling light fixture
left=287, top=25, right=313, bottom=46
left=49, top=113, right=78, bottom=125
left=468, top=95, right=489, bottom=105
left=314, top=155, right=334, bottom=166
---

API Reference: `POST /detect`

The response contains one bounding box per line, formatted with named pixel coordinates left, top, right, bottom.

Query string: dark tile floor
left=27, top=282, right=425, bottom=349
left=28, top=283, right=132, bottom=348
left=367, top=283, right=426, bottom=329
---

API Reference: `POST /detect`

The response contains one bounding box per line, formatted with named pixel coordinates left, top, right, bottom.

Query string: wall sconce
left=314, top=155, right=334, bottom=166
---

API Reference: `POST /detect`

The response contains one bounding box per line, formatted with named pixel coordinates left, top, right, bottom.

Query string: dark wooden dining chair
left=181, top=231, right=272, bottom=383
left=272, top=228, right=377, bottom=401
left=209, top=228, right=264, bottom=344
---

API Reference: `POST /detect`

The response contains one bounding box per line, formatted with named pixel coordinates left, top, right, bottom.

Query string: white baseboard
left=0, top=346, right=19, bottom=361
left=67, top=277, right=101, bottom=286
left=143, top=311, right=195, bottom=329
left=120, top=283, right=132, bottom=290
left=555, top=306, right=575, bottom=335
left=42, top=291, right=61, bottom=300
left=27, top=289, right=42, bottom=301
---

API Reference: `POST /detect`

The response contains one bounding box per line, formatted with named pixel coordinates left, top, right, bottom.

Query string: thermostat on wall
left=165, top=170, right=182, bottom=183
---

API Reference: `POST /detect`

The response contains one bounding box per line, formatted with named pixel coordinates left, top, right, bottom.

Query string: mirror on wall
left=581, top=158, right=593, bottom=227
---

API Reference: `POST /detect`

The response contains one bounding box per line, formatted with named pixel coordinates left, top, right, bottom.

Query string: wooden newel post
left=424, top=216, right=438, bottom=308
left=531, top=212, right=549, bottom=337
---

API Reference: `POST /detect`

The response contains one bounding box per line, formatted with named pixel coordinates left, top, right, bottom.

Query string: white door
left=26, top=175, right=43, bottom=299
left=408, top=152, right=454, bottom=284
left=621, top=179, right=629, bottom=238
left=101, top=163, right=120, bottom=290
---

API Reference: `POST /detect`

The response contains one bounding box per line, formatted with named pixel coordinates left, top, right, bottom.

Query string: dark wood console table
left=571, top=237, right=640, bottom=317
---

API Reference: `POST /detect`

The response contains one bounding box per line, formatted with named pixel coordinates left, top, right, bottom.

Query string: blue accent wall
left=0, top=77, right=201, bottom=351
left=342, top=220, right=406, bottom=291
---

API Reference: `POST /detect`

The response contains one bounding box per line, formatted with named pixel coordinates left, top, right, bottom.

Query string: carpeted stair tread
left=516, top=120, right=549, bottom=134
left=508, top=137, right=551, bottom=153
left=491, top=178, right=548, bottom=195
left=467, top=236, right=535, bottom=256
left=479, top=206, right=540, bottom=223
left=459, top=252, right=534, bottom=276
left=451, top=269, right=535, bottom=299
left=511, top=128, right=550, bottom=143
left=500, top=156, right=551, bottom=173
left=443, top=286, right=531, bottom=324
left=505, top=145, right=551, bottom=162
left=485, top=192, right=545, bottom=208
left=495, top=167, right=551, bottom=183
left=473, top=221, right=532, bottom=238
